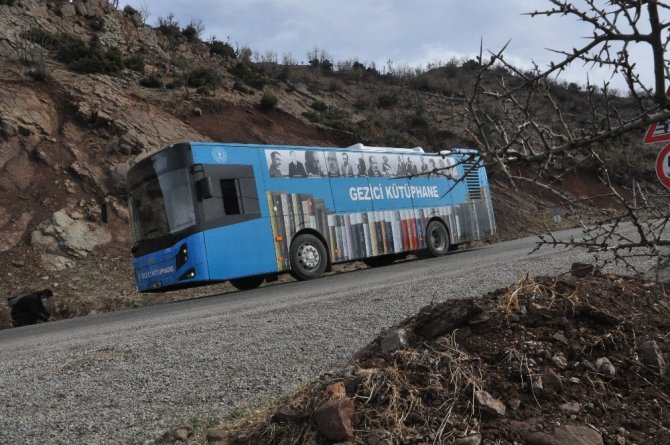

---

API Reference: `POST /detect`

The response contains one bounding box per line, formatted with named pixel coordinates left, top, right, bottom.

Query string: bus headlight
left=176, top=244, right=188, bottom=269
left=179, top=268, right=196, bottom=281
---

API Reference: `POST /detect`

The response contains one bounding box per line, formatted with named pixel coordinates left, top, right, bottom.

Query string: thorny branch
left=464, top=1, right=670, bottom=276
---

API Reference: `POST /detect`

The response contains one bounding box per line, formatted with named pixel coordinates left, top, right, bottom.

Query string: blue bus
left=127, top=142, right=496, bottom=292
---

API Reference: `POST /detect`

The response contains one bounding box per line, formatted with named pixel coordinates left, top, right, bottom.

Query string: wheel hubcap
left=298, top=243, right=320, bottom=270
left=431, top=229, right=445, bottom=250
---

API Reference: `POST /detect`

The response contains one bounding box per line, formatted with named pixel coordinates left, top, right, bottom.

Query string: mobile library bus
left=127, top=142, right=495, bottom=292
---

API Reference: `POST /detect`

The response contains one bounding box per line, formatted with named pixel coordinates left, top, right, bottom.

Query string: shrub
left=229, top=62, right=268, bottom=90
left=139, top=73, right=163, bottom=88
left=187, top=67, right=218, bottom=88
left=157, top=13, right=181, bottom=39
left=123, top=5, right=139, bottom=16
left=233, top=81, right=251, bottom=94
left=310, top=100, right=328, bottom=112
left=259, top=92, right=278, bottom=111
left=196, top=85, right=214, bottom=96
left=208, top=40, right=235, bottom=58
left=124, top=54, right=145, bottom=73
left=68, top=38, right=123, bottom=75
left=377, top=92, right=399, bottom=108
left=0, top=0, right=16, bottom=5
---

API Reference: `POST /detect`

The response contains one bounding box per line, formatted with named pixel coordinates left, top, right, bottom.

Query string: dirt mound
left=214, top=270, right=669, bottom=445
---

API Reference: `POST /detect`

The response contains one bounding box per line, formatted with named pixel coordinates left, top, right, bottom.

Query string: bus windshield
left=128, top=167, right=196, bottom=244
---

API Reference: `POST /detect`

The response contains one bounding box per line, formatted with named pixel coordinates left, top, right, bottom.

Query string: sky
left=119, top=0, right=664, bottom=93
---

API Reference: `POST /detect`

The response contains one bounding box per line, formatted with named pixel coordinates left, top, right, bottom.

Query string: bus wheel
left=363, top=255, right=396, bottom=268
left=426, top=221, right=450, bottom=257
left=290, top=234, right=327, bottom=280
left=230, top=275, right=265, bottom=290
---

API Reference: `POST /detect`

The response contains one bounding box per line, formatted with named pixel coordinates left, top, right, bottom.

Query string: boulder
left=638, top=340, right=667, bottom=376
left=30, top=209, right=112, bottom=258
left=523, top=423, right=603, bottom=445
left=475, top=390, right=506, bottom=416
left=381, top=328, right=409, bottom=354
left=314, top=398, right=354, bottom=441
left=595, top=357, right=616, bottom=377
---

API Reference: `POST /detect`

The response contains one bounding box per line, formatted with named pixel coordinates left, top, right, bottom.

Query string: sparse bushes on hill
left=208, top=39, right=235, bottom=58
left=377, top=92, right=399, bottom=108
left=186, top=67, right=219, bottom=89
left=310, top=100, right=328, bottom=112
left=229, top=62, right=269, bottom=90
left=123, top=54, right=145, bottom=73
left=156, top=13, right=181, bottom=39
left=122, top=5, right=139, bottom=17
left=139, top=73, right=163, bottom=88
left=0, top=0, right=16, bottom=5
left=259, top=92, right=278, bottom=111
left=182, top=19, right=204, bottom=42
left=22, top=29, right=130, bottom=76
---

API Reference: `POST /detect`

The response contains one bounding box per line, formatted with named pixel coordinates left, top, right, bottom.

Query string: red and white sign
left=643, top=87, right=670, bottom=144
left=655, top=144, right=670, bottom=189
left=644, top=119, right=670, bottom=144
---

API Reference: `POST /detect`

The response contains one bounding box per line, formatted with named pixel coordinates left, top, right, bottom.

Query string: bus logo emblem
left=213, top=147, right=228, bottom=163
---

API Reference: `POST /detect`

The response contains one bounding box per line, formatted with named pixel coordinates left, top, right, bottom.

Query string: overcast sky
left=120, top=0, right=663, bottom=93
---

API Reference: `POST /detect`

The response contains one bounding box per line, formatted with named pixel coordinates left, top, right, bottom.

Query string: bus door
left=326, top=150, right=374, bottom=262
left=196, top=163, right=277, bottom=280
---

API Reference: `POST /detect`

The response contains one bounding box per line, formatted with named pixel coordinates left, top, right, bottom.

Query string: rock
left=271, top=405, right=307, bottom=423
left=206, top=428, right=228, bottom=443
left=523, top=423, right=603, bottom=445
left=59, top=2, right=76, bottom=17
left=531, top=374, right=543, bottom=394
left=581, top=360, right=596, bottom=371
left=0, top=211, right=33, bottom=252
left=571, top=262, right=594, bottom=278
left=508, top=398, right=521, bottom=410
left=455, top=433, right=482, bottom=445
left=595, top=357, right=616, bottom=377
left=41, top=253, right=76, bottom=271
left=552, top=353, right=568, bottom=370
left=475, top=390, right=506, bottom=416
left=381, top=328, right=409, bottom=354
left=326, top=382, right=347, bottom=397
left=552, top=332, right=569, bottom=346
left=638, top=340, right=667, bottom=376
left=542, top=368, right=563, bottom=394
left=414, top=301, right=483, bottom=339
left=314, top=398, right=354, bottom=441
left=171, top=426, right=192, bottom=441
left=560, top=401, right=581, bottom=414
left=30, top=209, right=112, bottom=258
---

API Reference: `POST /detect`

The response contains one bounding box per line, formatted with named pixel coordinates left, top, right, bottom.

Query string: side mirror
left=196, top=177, right=214, bottom=200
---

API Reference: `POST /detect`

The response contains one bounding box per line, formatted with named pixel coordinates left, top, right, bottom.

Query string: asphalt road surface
left=0, top=227, right=614, bottom=444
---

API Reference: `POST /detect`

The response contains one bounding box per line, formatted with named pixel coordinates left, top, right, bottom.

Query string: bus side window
left=220, top=178, right=260, bottom=216
left=238, top=178, right=260, bottom=215
left=221, top=179, right=241, bottom=215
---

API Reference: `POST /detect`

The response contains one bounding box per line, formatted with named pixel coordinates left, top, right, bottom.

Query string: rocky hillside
left=0, top=0, right=641, bottom=327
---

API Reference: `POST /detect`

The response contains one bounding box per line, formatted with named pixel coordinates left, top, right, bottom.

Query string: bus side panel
left=202, top=219, right=277, bottom=280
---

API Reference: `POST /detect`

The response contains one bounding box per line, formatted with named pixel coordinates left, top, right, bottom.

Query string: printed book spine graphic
left=327, top=214, right=337, bottom=262
left=392, top=210, right=402, bottom=253
left=272, top=192, right=290, bottom=269
left=362, top=213, right=372, bottom=257
left=267, top=192, right=283, bottom=270
left=335, top=215, right=344, bottom=261
left=384, top=210, right=395, bottom=254
left=368, top=212, right=379, bottom=256
left=291, top=194, right=300, bottom=232
left=344, top=213, right=354, bottom=259
left=375, top=212, right=384, bottom=254
left=379, top=211, right=388, bottom=254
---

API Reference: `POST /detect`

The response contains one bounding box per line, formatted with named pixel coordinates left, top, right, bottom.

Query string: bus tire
left=363, top=255, right=396, bottom=268
left=290, top=234, right=327, bottom=280
left=426, top=220, right=450, bottom=257
left=230, top=275, right=265, bottom=290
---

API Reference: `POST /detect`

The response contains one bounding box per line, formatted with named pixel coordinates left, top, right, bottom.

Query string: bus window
left=221, top=179, right=241, bottom=215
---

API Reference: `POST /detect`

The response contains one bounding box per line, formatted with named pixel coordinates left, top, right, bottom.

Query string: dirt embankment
left=176, top=269, right=670, bottom=445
